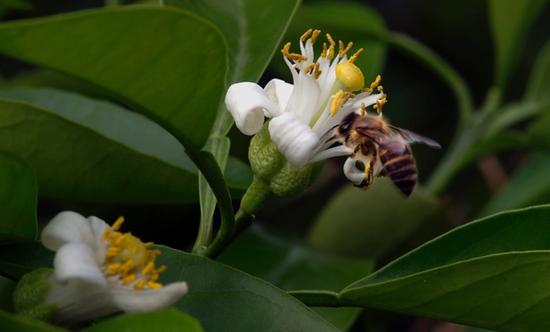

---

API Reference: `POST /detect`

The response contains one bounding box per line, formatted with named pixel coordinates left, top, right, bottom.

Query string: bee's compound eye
left=339, top=121, right=351, bottom=134
left=354, top=160, right=365, bottom=172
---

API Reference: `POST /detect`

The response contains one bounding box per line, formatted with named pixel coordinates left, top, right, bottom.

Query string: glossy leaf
left=82, top=309, right=203, bottom=332
left=0, top=310, right=64, bottom=332
left=308, top=178, right=441, bottom=259
left=0, top=90, right=199, bottom=203
left=0, top=153, right=36, bottom=242
left=218, top=225, right=373, bottom=330
left=489, top=0, right=548, bottom=87
left=0, top=6, right=226, bottom=148
left=340, top=205, right=550, bottom=331
left=157, top=246, right=339, bottom=332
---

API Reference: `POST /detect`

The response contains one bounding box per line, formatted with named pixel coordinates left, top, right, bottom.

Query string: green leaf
left=284, top=1, right=386, bottom=83
left=157, top=246, right=339, bottom=332
left=0, top=275, right=15, bottom=311
left=481, top=151, right=550, bottom=215
left=0, top=6, right=226, bottom=148
left=218, top=225, right=374, bottom=331
left=0, top=90, right=199, bottom=203
left=489, top=0, right=548, bottom=88
left=82, top=309, right=203, bottom=332
left=0, top=310, right=64, bottom=332
left=308, top=178, right=441, bottom=259
left=339, top=205, right=550, bottom=331
left=0, top=153, right=36, bottom=242
left=526, top=41, right=550, bottom=102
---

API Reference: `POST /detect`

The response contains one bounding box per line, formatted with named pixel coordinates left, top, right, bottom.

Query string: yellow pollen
left=336, top=62, right=365, bottom=91
left=313, top=62, right=322, bottom=79
left=281, top=42, right=307, bottom=61
left=300, top=29, right=313, bottom=41
left=360, top=103, right=367, bottom=117
left=373, top=95, right=388, bottom=114
left=112, top=216, right=124, bottom=231
left=348, top=48, right=364, bottom=63
left=330, top=90, right=354, bottom=116
left=338, top=41, right=353, bottom=57
left=303, top=63, right=315, bottom=74
left=326, top=33, right=336, bottom=59
left=122, top=274, right=137, bottom=285
left=321, top=43, right=328, bottom=58
left=310, top=29, right=321, bottom=44
left=101, top=216, right=166, bottom=291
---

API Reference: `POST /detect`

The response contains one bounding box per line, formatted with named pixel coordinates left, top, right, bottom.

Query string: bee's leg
left=357, top=155, right=376, bottom=190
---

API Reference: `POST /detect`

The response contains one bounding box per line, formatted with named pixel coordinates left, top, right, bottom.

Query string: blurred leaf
left=157, top=246, right=339, bottom=332
left=489, top=0, right=548, bottom=87
left=0, top=0, right=31, bottom=17
left=0, top=153, right=36, bottom=243
left=339, top=205, right=550, bottom=331
left=0, top=6, right=226, bottom=148
left=308, top=178, right=441, bottom=259
left=0, top=275, right=15, bottom=311
left=225, top=157, right=252, bottom=192
left=0, top=310, right=64, bottom=332
left=481, top=151, right=550, bottom=215
left=0, top=88, right=249, bottom=203
left=218, top=225, right=374, bottom=331
left=0, top=241, right=52, bottom=279
left=276, top=1, right=386, bottom=83
left=82, top=309, right=203, bottom=332
left=526, top=41, right=550, bottom=102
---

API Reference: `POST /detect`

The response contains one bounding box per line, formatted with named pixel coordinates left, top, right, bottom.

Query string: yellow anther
left=112, top=216, right=125, bottom=231
left=121, top=274, right=137, bottom=285
left=310, top=29, right=321, bottom=44
left=330, top=90, right=354, bottom=116
left=326, top=33, right=335, bottom=47
left=325, top=33, right=336, bottom=60
left=303, top=63, right=315, bottom=74
left=360, top=103, right=367, bottom=117
left=373, top=95, right=388, bottom=114
left=338, top=41, right=353, bottom=57
left=143, top=242, right=154, bottom=248
left=147, top=281, right=163, bottom=289
left=142, top=261, right=155, bottom=276
left=377, top=85, right=384, bottom=92
left=106, top=247, right=120, bottom=258
left=370, top=74, right=382, bottom=90
left=106, top=263, right=121, bottom=274
left=156, top=265, right=167, bottom=274
left=336, top=62, right=365, bottom=91
left=120, top=259, right=134, bottom=275
left=134, top=279, right=147, bottom=290
left=281, top=42, right=307, bottom=61
left=313, top=62, right=322, bottom=79
left=321, top=43, right=328, bottom=58
left=300, top=29, right=313, bottom=41
left=348, top=48, right=364, bottom=63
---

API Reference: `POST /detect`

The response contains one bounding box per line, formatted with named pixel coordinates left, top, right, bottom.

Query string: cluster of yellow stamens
left=365, top=75, right=387, bottom=114
left=102, top=217, right=166, bottom=290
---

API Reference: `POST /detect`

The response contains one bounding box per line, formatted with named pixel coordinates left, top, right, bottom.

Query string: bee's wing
left=389, top=125, right=441, bottom=149
left=355, top=127, right=409, bottom=154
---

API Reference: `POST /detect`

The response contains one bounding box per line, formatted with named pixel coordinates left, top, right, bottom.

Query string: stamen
left=360, top=103, right=367, bottom=117
left=106, top=263, right=121, bottom=275
left=112, top=216, right=124, bottom=231
left=326, top=33, right=336, bottom=60
left=321, top=43, right=328, bottom=58
left=281, top=42, right=308, bottom=61
left=330, top=90, right=354, bottom=116
left=147, top=281, right=163, bottom=289
left=142, top=261, right=155, bottom=276
left=134, top=279, right=147, bottom=290
left=313, top=62, right=322, bottom=79
left=300, top=29, right=313, bottom=42
left=338, top=41, right=353, bottom=57
left=348, top=48, right=364, bottom=63
left=310, top=29, right=321, bottom=44
left=122, top=274, right=137, bottom=285
left=303, top=63, right=315, bottom=74
left=373, top=95, right=388, bottom=114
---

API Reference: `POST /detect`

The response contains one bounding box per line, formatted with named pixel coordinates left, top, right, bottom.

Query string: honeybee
left=335, top=111, right=440, bottom=196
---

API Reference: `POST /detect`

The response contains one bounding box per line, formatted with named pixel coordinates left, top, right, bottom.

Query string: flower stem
left=201, top=176, right=271, bottom=258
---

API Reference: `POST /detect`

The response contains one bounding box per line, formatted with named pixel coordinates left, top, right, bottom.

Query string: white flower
left=41, top=211, right=188, bottom=324
left=225, top=29, right=387, bottom=182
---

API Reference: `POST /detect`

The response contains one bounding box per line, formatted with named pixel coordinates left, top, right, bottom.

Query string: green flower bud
left=13, top=268, right=57, bottom=322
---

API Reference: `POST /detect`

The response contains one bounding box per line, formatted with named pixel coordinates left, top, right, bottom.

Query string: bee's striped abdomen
left=379, top=148, right=417, bottom=196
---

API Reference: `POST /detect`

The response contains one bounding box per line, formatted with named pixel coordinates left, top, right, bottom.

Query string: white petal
left=41, top=211, right=95, bottom=251
left=225, top=82, right=281, bottom=135
left=284, top=72, right=321, bottom=124
left=111, top=282, right=188, bottom=312
left=268, top=112, right=319, bottom=167
left=343, top=157, right=367, bottom=186
left=311, top=145, right=353, bottom=163
left=88, top=216, right=110, bottom=263
left=264, top=79, right=293, bottom=112
left=54, top=243, right=106, bottom=287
